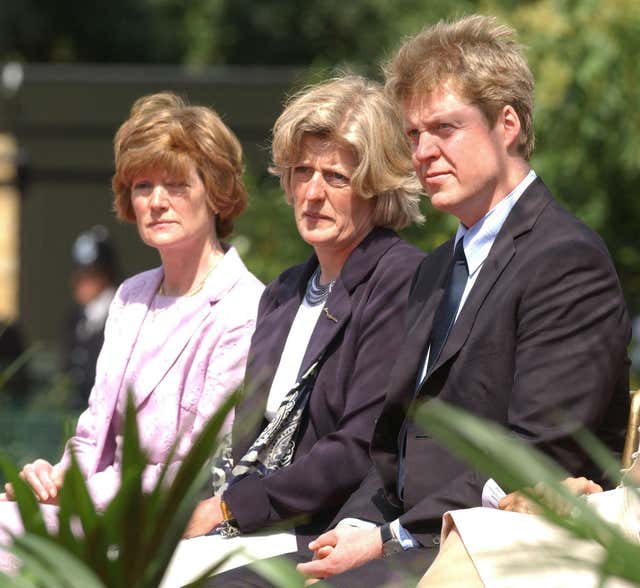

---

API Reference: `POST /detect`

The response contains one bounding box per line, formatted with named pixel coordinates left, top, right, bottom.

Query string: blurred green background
left=0, top=0, right=638, bottom=474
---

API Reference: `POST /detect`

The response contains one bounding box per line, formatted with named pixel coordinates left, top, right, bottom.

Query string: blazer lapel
left=130, top=247, right=245, bottom=408
left=105, top=269, right=162, bottom=406
left=296, top=278, right=351, bottom=377
left=422, top=179, right=553, bottom=381
left=406, top=242, right=454, bottom=353
left=380, top=238, right=453, bottom=399
left=297, top=227, right=405, bottom=376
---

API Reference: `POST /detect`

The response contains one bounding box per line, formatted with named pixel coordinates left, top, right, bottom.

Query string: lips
left=147, top=220, right=177, bottom=229
left=303, top=211, right=332, bottom=221
left=426, top=170, right=452, bottom=180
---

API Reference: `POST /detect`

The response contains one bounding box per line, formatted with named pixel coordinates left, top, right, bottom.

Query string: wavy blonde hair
left=270, top=75, right=423, bottom=230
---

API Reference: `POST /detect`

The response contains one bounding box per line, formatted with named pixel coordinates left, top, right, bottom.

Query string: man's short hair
left=385, top=14, right=535, bottom=159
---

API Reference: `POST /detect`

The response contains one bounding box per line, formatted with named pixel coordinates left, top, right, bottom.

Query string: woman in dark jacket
left=161, top=75, right=425, bottom=586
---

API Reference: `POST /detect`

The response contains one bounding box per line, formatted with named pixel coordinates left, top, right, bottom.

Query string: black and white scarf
left=211, top=353, right=325, bottom=537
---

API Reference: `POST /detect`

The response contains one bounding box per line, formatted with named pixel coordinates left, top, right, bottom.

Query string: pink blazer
left=58, top=246, right=263, bottom=509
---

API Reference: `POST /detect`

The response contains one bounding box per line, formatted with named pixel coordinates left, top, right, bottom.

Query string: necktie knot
left=453, top=237, right=467, bottom=268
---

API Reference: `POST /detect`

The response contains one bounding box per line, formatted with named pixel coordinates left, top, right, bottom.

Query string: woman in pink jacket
left=0, top=93, right=263, bottom=554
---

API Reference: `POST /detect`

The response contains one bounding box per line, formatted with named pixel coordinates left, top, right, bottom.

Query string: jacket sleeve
left=398, top=236, right=631, bottom=544
left=224, top=249, right=423, bottom=533
left=56, top=284, right=126, bottom=479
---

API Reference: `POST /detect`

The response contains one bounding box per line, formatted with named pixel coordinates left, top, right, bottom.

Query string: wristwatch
left=380, top=523, right=404, bottom=558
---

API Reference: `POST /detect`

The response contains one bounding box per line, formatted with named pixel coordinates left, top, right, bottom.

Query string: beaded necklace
left=304, top=267, right=335, bottom=306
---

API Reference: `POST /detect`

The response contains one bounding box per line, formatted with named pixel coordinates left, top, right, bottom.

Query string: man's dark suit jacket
left=223, top=227, right=425, bottom=547
left=336, top=179, right=631, bottom=547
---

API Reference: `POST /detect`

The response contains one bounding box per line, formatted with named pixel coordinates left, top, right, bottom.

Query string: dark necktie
left=426, top=238, right=469, bottom=371
left=396, top=238, right=468, bottom=498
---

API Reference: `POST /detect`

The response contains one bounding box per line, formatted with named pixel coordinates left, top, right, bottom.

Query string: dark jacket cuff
left=223, top=474, right=272, bottom=534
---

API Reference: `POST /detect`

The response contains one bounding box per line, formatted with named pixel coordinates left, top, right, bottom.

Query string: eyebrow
left=413, top=103, right=472, bottom=122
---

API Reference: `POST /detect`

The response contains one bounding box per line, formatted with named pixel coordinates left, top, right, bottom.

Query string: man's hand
left=297, top=525, right=383, bottom=580
left=4, top=459, right=64, bottom=505
left=498, top=476, right=603, bottom=514
left=183, top=496, right=224, bottom=539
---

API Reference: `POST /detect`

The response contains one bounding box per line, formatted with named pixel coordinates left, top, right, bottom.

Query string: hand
left=183, top=496, right=224, bottom=539
left=297, top=525, right=382, bottom=580
left=4, top=459, right=63, bottom=505
left=498, top=476, right=603, bottom=515
left=561, top=476, right=602, bottom=496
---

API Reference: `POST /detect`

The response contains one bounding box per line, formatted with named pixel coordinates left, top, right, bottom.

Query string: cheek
left=292, top=187, right=305, bottom=211
left=131, top=197, right=144, bottom=218
left=352, top=198, right=374, bottom=228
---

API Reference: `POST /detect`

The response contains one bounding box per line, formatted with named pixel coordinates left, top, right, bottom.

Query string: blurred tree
left=191, top=0, right=476, bottom=69
left=495, top=0, right=640, bottom=310
left=0, top=0, right=637, bottom=309
left=0, top=0, right=190, bottom=62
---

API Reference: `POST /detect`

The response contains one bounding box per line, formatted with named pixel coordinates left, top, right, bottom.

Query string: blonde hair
left=385, top=15, right=535, bottom=159
left=270, top=75, right=423, bottom=230
left=112, top=92, right=247, bottom=239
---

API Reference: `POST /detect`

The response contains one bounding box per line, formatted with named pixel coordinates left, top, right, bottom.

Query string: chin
left=300, top=228, right=334, bottom=246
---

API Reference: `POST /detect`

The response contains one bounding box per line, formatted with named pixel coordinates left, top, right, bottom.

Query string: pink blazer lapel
left=104, top=268, right=163, bottom=408
left=129, top=246, right=245, bottom=408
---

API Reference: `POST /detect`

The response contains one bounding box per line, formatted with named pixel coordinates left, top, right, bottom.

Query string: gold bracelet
left=220, top=499, right=234, bottom=523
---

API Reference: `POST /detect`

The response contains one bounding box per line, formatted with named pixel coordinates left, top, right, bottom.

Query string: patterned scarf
left=212, top=352, right=325, bottom=537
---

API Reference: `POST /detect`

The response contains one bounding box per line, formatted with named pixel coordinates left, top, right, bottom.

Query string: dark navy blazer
left=224, top=227, right=425, bottom=545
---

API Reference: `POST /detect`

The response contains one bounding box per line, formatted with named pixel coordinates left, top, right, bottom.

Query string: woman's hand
left=183, top=496, right=224, bottom=539
left=4, top=459, right=64, bottom=505
left=498, top=476, right=603, bottom=514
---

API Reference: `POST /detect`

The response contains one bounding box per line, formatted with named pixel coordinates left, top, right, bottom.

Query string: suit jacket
left=223, top=227, right=425, bottom=544
left=58, top=246, right=264, bottom=509
left=338, top=179, right=631, bottom=546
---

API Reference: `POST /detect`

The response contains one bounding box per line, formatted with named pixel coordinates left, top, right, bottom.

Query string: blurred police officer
left=64, top=226, right=118, bottom=406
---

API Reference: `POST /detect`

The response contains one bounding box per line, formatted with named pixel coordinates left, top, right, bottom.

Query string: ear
left=499, top=105, right=522, bottom=154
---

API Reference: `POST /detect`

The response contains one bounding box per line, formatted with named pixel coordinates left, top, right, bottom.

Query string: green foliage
left=0, top=390, right=239, bottom=587
left=486, top=0, right=640, bottom=310
left=418, top=399, right=640, bottom=585
left=0, top=388, right=312, bottom=587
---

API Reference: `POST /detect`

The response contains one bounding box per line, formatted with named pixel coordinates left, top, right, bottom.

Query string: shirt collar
left=455, top=169, right=537, bottom=277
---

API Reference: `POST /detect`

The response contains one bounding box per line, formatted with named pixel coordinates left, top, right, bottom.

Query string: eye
left=166, top=181, right=188, bottom=191
left=292, top=165, right=313, bottom=180
left=132, top=180, right=152, bottom=193
left=325, top=171, right=350, bottom=187
left=406, top=128, right=420, bottom=143
left=435, top=122, right=455, bottom=135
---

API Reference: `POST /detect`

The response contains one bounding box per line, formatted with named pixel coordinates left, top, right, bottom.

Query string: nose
left=413, top=132, right=440, bottom=164
left=304, top=171, right=325, bottom=201
left=150, top=184, right=169, bottom=209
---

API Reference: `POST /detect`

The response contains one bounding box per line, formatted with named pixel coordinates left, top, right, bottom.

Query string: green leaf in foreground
left=0, top=387, right=238, bottom=588
left=417, top=399, right=640, bottom=586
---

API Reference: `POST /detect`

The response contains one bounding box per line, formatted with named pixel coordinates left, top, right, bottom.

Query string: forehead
left=402, top=84, right=477, bottom=126
left=297, top=135, right=357, bottom=169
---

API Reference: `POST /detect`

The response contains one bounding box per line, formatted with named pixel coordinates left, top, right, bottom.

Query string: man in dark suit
left=291, top=14, right=631, bottom=586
